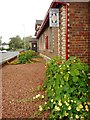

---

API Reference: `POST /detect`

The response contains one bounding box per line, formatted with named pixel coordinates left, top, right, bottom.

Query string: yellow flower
left=45, top=101, right=47, bottom=104
left=55, top=106, right=60, bottom=111
left=60, top=85, right=62, bottom=88
left=85, top=105, right=89, bottom=111
left=64, top=95, right=66, bottom=98
left=61, top=72, right=63, bottom=74
left=76, top=104, right=83, bottom=111
left=59, top=116, right=62, bottom=119
left=84, top=102, right=86, bottom=105
left=53, top=102, right=56, bottom=104
left=70, top=117, right=73, bottom=119
left=64, top=101, right=69, bottom=106
left=76, top=115, right=79, bottom=119
left=81, top=116, right=84, bottom=119
left=52, top=89, right=54, bottom=91
left=51, top=99, right=53, bottom=102
left=36, top=94, right=40, bottom=98
left=48, top=107, right=50, bottom=109
left=68, top=71, right=70, bottom=74
left=41, top=95, right=44, bottom=99
left=66, top=102, right=69, bottom=106
left=58, top=100, right=62, bottom=106
left=33, top=96, right=36, bottom=100
left=68, top=106, right=71, bottom=110
left=79, top=104, right=83, bottom=109
left=71, top=100, right=73, bottom=103
left=64, top=111, right=68, bottom=116
left=39, top=105, right=43, bottom=111
left=87, top=102, right=90, bottom=105
left=76, top=107, right=80, bottom=111
left=74, top=101, right=76, bottom=103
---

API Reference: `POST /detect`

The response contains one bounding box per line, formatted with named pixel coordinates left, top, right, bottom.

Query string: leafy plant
left=17, top=50, right=38, bottom=64
left=18, top=51, right=31, bottom=64
left=42, top=56, right=90, bottom=119
left=29, top=50, right=38, bottom=57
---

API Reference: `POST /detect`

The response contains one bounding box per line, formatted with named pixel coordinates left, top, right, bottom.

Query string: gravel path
left=2, top=58, right=48, bottom=119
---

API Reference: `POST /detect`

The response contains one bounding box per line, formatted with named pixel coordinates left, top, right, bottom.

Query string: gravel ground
left=2, top=58, right=49, bottom=119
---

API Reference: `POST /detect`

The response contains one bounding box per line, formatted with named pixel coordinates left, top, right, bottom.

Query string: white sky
left=0, top=0, right=53, bottom=43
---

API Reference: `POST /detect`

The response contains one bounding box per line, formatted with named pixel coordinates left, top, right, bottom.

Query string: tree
left=0, top=36, right=2, bottom=46
left=23, top=36, right=32, bottom=50
left=9, top=35, right=23, bottom=50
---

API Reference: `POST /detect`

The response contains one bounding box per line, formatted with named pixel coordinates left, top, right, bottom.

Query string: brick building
left=36, top=0, right=90, bottom=65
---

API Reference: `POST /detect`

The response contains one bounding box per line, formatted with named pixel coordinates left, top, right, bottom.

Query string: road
left=0, top=51, right=19, bottom=65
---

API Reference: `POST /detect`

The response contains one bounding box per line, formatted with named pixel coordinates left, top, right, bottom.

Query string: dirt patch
left=2, top=58, right=49, bottom=119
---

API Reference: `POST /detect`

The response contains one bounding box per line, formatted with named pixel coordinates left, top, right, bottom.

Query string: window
left=46, top=36, right=48, bottom=49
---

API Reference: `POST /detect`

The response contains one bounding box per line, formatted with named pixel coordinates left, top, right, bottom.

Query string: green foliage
left=18, top=51, right=31, bottom=64
left=9, top=35, right=24, bottom=50
left=28, top=50, right=38, bottom=57
left=18, top=50, right=39, bottom=64
left=0, top=39, right=2, bottom=46
left=42, top=57, right=90, bottom=119
left=23, top=36, right=31, bottom=49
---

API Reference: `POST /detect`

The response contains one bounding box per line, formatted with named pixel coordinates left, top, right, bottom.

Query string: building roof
left=35, top=20, right=43, bottom=29
left=29, top=37, right=37, bottom=42
left=2, top=42, right=8, bottom=45
left=35, top=20, right=43, bottom=25
left=36, top=0, right=90, bottom=39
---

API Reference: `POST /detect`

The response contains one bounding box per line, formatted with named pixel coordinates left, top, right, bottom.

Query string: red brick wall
left=38, top=26, right=58, bottom=59
left=38, top=2, right=90, bottom=65
left=68, top=2, right=90, bottom=65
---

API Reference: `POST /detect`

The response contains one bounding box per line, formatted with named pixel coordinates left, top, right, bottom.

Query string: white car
left=0, top=50, right=7, bottom=53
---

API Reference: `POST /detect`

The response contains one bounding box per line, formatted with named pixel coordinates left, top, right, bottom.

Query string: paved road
left=0, top=51, right=19, bottom=65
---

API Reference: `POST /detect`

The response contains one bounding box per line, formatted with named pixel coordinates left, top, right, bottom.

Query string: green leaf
left=80, top=97, right=86, bottom=102
left=64, top=84, right=69, bottom=91
left=79, top=81, right=85, bottom=87
left=62, top=65, right=66, bottom=70
left=49, top=79, right=54, bottom=86
left=70, top=87, right=75, bottom=93
left=64, top=73, right=69, bottom=81
left=71, top=69, right=79, bottom=76
left=47, top=90, right=53, bottom=97
left=56, top=88, right=60, bottom=96
left=50, top=102, right=54, bottom=109
left=73, top=76, right=79, bottom=82
left=61, top=80, right=64, bottom=85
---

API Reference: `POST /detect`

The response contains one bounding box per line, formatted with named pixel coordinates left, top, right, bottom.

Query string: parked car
left=0, top=50, right=7, bottom=53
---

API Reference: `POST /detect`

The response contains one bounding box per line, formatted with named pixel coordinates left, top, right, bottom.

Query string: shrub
left=17, top=50, right=39, bottom=64
left=18, top=51, right=32, bottom=64
left=42, top=57, right=90, bottom=119
left=29, top=50, right=38, bottom=57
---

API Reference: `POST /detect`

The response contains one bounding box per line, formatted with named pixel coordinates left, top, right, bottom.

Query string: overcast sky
left=0, top=0, right=53, bottom=43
